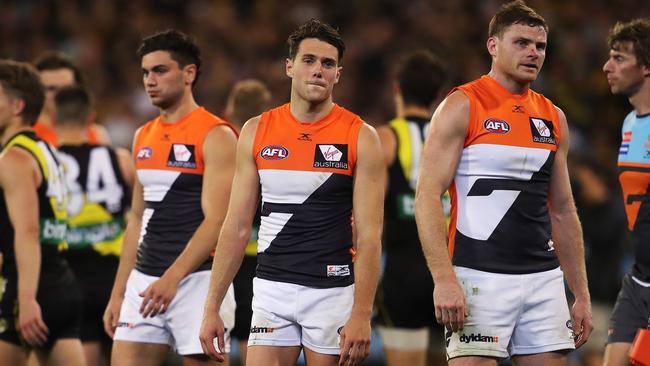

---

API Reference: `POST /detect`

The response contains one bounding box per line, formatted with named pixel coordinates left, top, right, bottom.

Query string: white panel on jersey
left=257, top=212, right=293, bottom=253
left=139, top=207, right=154, bottom=245
left=259, top=170, right=333, bottom=204
left=455, top=144, right=550, bottom=240
left=407, top=123, right=425, bottom=190
left=137, top=169, right=181, bottom=202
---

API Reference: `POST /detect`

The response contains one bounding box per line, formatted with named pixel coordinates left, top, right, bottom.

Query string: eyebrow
left=302, top=53, right=337, bottom=63
left=515, top=37, right=546, bottom=48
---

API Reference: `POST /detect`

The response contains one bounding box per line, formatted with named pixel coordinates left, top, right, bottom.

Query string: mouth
left=520, top=63, right=538, bottom=71
left=147, top=91, right=160, bottom=97
left=306, top=81, right=326, bottom=88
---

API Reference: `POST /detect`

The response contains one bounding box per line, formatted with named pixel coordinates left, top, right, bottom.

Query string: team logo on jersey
left=483, top=118, right=511, bottom=134
left=512, top=105, right=525, bottom=113
left=314, top=144, right=348, bottom=169
left=137, top=147, right=153, bottom=160
left=326, top=264, right=350, bottom=277
left=167, top=144, right=196, bottom=169
left=260, top=145, right=289, bottom=160
left=529, top=117, right=556, bottom=145
left=458, top=333, right=499, bottom=344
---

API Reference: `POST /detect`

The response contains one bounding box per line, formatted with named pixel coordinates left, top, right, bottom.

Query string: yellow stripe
left=5, top=135, right=49, bottom=180
left=389, top=118, right=413, bottom=182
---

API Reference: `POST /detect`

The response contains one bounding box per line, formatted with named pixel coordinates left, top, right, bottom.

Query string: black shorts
left=66, top=252, right=118, bottom=343
left=231, top=255, right=257, bottom=340
left=607, top=272, right=650, bottom=344
left=0, top=267, right=83, bottom=349
left=374, top=271, right=438, bottom=330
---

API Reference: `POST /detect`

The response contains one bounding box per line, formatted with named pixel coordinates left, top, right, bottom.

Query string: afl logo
left=260, top=145, right=289, bottom=160
left=483, top=118, right=510, bottom=134
left=137, top=147, right=153, bottom=160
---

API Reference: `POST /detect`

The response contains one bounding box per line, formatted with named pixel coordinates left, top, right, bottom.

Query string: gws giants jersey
left=618, top=111, right=650, bottom=281
left=449, top=76, right=561, bottom=274
left=254, top=104, right=363, bottom=288
left=134, top=107, right=234, bottom=276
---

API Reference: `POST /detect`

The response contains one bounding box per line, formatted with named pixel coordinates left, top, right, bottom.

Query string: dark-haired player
left=103, top=30, right=237, bottom=366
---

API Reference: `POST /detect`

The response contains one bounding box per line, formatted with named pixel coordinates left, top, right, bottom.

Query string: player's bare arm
left=116, top=147, right=136, bottom=190
left=103, top=130, right=145, bottom=337
left=415, top=90, right=469, bottom=332
left=138, top=124, right=238, bottom=318
left=548, top=106, right=593, bottom=349
left=0, top=148, right=49, bottom=346
left=199, top=117, right=261, bottom=362
left=338, top=124, right=383, bottom=366
left=376, top=125, right=396, bottom=195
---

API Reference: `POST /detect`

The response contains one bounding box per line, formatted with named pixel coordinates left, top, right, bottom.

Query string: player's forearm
left=204, top=224, right=250, bottom=312
left=164, top=216, right=225, bottom=282
left=110, top=214, right=141, bottom=298
left=551, top=211, right=590, bottom=301
left=415, top=194, right=456, bottom=284
left=14, top=231, right=41, bottom=302
left=350, top=235, right=381, bottom=318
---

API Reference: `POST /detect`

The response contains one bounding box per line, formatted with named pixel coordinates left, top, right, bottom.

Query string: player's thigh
left=37, top=338, right=85, bottom=366
left=246, top=345, right=301, bottom=366
left=0, top=339, right=28, bottom=366
left=383, top=348, right=427, bottom=366
left=182, top=353, right=229, bottom=366
left=603, top=342, right=632, bottom=366
left=377, top=326, right=429, bottom=366
left=82, top=341, right=107, bottom=366
left=303, top=347, right=338, bottom=366
left=448, top=356, right=499, bottom=366
left=511, top=351, right=568, bottom=366
left=110, top=340, right=169, bottom=366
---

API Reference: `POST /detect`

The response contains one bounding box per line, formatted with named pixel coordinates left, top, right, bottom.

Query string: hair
left=608, top=18, right=650, bottom=69
left=287, top=19, right=345, bottom=62
left=396, top=50, right=446, bottom=108
left=226, top=79, right=272, bottom=127
left=137, top=29, right=202, bottom=86
left=55, top=85, right=91, bottom=126
left=0, top=60, right=45, bottom=126
left=488, top=0, right=548, bottom=38
left=33, top=51, right=84, bottom=85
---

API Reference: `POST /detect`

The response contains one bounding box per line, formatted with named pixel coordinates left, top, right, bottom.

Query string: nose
left=602, top=59, right=612, bottom=73
left=144, top=72, right=156, bottom=86
left=312, top=61, right=323, bottom=78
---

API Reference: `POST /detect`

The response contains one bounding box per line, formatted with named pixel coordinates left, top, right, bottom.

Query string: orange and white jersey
left=253, top=103, right=363, bottom=288
left=448, top=76, right=561, bottom=274
left=133, top=107, right=233, bottom=276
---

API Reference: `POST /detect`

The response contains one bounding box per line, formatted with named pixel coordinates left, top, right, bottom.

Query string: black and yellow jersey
left=57, top=144, right=129, bottom=257
left=0, top=130, right=68, bottom=280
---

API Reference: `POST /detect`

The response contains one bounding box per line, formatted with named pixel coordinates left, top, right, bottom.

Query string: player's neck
left=629, top=79, right=650, bottom=116
left=289, top=93, right=334, bottom=123
left=36, top=111, right=53, bottom=127
left=56, top=125, right=89, bottom=145
left=488, top=69, right=530, bottom=95
left=159, top=93, right=199, bottom=123
left=1, top=121, right=31, bottom=145
left=400, top=105, right=431, bottom=119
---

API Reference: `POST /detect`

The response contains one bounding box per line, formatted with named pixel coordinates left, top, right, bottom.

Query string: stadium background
left=3, top=0, right=649, bottom=365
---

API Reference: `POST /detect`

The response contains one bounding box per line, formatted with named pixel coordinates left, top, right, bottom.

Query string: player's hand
left=139, top=273, right=181, bottom=318
left=103, top=294, right=124, bottom=338
left=338, top=313, right=371, bottom=366
left=18, top=297, right=49, bottom=346
left=434, top=279, right=467, bottom=332
left=199, top=307, right=226, bottom=362
left=570, top=296, right=593, bottom=348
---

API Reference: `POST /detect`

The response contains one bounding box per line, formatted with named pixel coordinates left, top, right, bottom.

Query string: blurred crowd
left=2, top=0, right=649, bottom=364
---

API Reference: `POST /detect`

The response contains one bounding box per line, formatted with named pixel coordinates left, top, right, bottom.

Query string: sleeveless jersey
left=384, top=116, right=430, bottom=271
left=253, top=103, right=363, bottom=288
left=0, top=131, right=69, bottom=283
left=34, top=121, right=102, bottom=146
left=617, top=111, right=650, bottom=281
left=133, top=107, right=233, bottom=277
left=448, top=75, right=561, bottom=274
left=57, top=144, right=129, bottom=257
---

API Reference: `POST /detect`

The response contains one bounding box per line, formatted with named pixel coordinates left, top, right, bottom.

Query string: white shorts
left=446, top=266, right=575, bottom=359
left=114, top=269, right=236, bottom=355
left=248, top=277, right=354, bottom=355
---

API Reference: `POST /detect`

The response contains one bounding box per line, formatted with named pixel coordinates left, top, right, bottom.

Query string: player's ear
left=487, top=36, right=498, bottom=58
left=334, top=66, right=342, bottom=84
left=184, top=64, right=197, bottom=86
left=286, top=58, right=294, bottom=78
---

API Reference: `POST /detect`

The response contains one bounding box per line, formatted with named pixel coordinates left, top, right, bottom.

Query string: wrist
left=350, top=307, right=372, bottom=320
left=163, top=267, right=185, bottom=283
